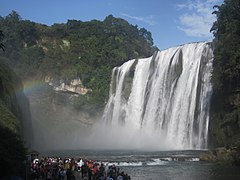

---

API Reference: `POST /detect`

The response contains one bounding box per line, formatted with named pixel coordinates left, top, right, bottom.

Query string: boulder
left=200, top=151, right=217, bottom=162
left=200, top=147, right=233, bottom=163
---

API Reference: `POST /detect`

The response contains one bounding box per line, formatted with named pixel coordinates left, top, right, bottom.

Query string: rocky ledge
left=45, top=77, right=91, bottom=95
left=200, top=147, right=240, bottom=165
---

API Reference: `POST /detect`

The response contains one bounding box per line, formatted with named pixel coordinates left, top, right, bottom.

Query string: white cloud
left=177, top=0, right=223, bottom=38
left=120, top=13, right=157, bottom=26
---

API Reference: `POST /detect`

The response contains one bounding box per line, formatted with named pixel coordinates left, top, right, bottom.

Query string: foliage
left=0, top=30, right=4, bottom=51
left=210, top=0, right=240, bottom=148
left=0, top=12, right=157, bottom=108
left=0, top=62, right=26, bottom=177
left=0, top=60, right=23, bottom=116
left=0, top=103, right=20, bottom=133
left=0, top=125, right=26, bottom=177
left=211, top=0, right=240, bottom=92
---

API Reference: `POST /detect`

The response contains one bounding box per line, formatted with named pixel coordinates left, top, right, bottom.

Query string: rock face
left=45, top=77, right=91, bottom=95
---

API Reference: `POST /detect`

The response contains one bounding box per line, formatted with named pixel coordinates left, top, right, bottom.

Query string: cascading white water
left=102, top=42, right=213, bottom=149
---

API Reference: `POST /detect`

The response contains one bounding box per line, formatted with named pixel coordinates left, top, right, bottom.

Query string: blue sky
left=1, top=0, right=223, bottom=49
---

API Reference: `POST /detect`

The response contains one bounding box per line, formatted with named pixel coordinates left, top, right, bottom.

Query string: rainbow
left=17, top=79, right=48, bottom=96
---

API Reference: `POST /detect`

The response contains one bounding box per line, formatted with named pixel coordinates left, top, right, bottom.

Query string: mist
left=23, top=82, right=94, bottom=151
left=26, top=82, right=176, bottom=152
left=29, top=99, right=176, bottom=152
left=80, top=121, right=177, bottom=151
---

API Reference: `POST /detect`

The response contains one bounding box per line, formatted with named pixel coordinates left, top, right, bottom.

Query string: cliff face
left=0, top=61, right=33, bottom=177
left=0, top=61, right=33, bottom=140
left=45, top=77, right=91, bottom=95
left=209, top=91, right=240, bottom=148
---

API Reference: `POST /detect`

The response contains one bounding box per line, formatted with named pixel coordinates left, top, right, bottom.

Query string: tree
left=209, top=0, right=240, bottom=148
left=6, top=10, right=21, bottom=22
left=0, top=30, right=4, bottom=51
left=211, top=0, right=240, bottom=92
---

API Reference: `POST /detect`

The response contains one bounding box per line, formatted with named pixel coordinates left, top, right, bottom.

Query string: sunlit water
left=102, top=42, right=213, bottom=149
left=42, top=150, right=240, bottom=180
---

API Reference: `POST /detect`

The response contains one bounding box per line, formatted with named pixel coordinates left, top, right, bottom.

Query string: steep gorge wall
left=209, top=90, right=240, bottom=148
left=0, top=61, right=33, bottom=176
left=0, top=61, right=33, bottom=145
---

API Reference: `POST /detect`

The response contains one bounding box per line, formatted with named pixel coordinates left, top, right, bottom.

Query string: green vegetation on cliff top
left=0, top=12, right=157, bottom=107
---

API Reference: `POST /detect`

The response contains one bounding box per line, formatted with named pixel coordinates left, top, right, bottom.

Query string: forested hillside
left=210, top=0, right=240, bottom=148
left=0, top=60, right=26, bottom=177
left=0, top=11, right=157, bottom=107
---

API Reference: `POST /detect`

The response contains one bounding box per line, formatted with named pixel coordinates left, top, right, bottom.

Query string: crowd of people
left=29, top=156, right=131, bottom=180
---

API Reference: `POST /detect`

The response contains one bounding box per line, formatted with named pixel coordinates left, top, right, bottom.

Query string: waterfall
left=102, top=42, right=213, bottom=149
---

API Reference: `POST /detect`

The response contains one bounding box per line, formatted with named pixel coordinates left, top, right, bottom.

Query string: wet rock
left=200, top=147, right=233, bottom=163
left=200, top=151, right=217, bottom=162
